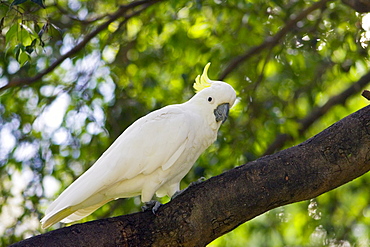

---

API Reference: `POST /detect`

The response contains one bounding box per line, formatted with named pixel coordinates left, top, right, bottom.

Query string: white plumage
left=41, top=63, right=236, bottom=228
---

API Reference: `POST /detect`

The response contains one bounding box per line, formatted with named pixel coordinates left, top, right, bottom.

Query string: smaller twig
left=263, top=71, right=370, bottom=155
left=361, top=90, right=370, bottom=100
left=53, top=3, right=109, bottom=24
left=219, top=0, right=332, bottom=80
left=0, top=0, right=162, bottom=92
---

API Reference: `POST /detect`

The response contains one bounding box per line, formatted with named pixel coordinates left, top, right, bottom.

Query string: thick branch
left=342, top=0, right=370, bottom=13
left=0, top=0, right=162, bottom=92
left=362, top=89, right=370, bottom=100
left=264, top=70, right=370, bottom=155
left=11, top=105, right=370, bottom=247
left=219, top=0, right=331, bottom=80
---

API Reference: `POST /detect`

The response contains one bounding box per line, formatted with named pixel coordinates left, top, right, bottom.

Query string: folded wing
left=41, top=105, right=191, bottom=228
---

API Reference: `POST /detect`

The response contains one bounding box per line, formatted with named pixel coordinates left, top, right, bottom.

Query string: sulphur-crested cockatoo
left=41, top=63, right=236, bottom=228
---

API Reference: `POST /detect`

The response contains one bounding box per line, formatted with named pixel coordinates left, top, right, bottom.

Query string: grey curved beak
left=214, top=103, right=230, bottom=123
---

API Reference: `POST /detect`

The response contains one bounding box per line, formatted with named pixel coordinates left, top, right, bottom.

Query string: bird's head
left=191, top=63, right=236, bottom=124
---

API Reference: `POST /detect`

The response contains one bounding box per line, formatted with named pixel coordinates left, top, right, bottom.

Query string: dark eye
left=207, top=97, right=213, bottom=102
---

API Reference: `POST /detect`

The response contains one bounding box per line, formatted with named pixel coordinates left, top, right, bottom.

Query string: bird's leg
left=142, top=200, right=162, bottom=215
left=171, top=177, right=206, bottom=200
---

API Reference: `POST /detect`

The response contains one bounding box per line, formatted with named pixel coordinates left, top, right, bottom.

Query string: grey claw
left=142, top=200, right=162, bottom=214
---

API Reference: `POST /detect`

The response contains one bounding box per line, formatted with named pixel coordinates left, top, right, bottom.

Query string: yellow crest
left=193, top=63, right=212, bottom=93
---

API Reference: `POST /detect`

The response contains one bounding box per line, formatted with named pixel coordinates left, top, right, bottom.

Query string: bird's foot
left=171, top=177, right=206, bottom=200
left=142, top=200, right=162, bottom=215
left=190, top=176, right=206, bottom=186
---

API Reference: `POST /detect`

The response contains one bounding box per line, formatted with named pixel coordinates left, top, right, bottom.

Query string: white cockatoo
left=41, top=63, right=236, bottom=228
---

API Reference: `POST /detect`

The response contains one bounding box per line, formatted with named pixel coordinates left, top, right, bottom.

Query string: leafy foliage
left=0, top=0, right=369, bottom=246
left=11, top=0, right=45, bottom=9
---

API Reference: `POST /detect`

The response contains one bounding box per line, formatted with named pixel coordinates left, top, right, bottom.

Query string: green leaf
left=5, top=24, right=18, bottom=43
left=25, top=39, right=37, bottom=54
left=19, top=51, right=29, bottom=66
left=14, top=43, right=24, bottom=60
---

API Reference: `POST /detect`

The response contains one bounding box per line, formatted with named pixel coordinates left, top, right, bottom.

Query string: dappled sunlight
left=0, top=0, right=369, bottom=245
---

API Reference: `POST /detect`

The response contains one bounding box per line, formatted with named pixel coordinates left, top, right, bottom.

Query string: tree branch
left=342, top=0, right=370, bottom=13
left=11, top=105, right=370, bottom=247
left=219, top=0, right=331, bottom=80
left=263, top=70, right=370, bottom=155
left=0, top=0, right=163, bottom=92
left=362, top=89, right=370, bottom=100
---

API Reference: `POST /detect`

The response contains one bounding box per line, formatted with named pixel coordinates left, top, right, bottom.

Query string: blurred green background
left=0, top=0, right=369, bottom=246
